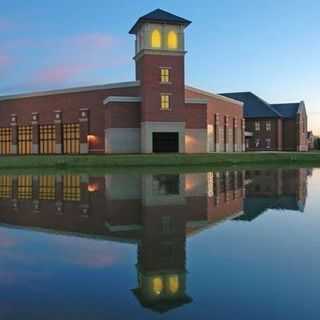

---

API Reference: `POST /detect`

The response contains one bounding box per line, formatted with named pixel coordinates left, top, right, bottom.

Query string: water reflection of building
left=0, top=171, right=245, bottom=313
left=237, top=168, right=310, bottom=221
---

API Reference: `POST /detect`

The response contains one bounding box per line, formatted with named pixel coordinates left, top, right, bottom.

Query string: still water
left=0, top=168, right=319, bottom=319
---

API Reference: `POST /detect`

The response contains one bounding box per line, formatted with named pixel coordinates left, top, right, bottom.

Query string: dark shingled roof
left=271, top=103, right=300, bottom=119
left=129, top=9, right=191, bottom=34
left=220, top=92, right=282, bottom=118
left=220, top=92, right=300, bottom=119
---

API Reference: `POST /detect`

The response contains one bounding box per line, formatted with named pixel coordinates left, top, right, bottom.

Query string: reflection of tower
left=132, top=174, right=192, bottom=313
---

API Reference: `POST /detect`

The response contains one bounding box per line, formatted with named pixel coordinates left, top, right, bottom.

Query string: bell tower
left=129, top=9, right=191, bottom=153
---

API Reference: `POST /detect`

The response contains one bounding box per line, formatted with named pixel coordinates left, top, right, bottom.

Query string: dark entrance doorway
left=152, top=132, right=179, bottom=153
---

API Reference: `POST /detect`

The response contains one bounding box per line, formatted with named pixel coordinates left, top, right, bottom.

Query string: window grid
left=266, top=121, right=271, bottom=131
left=63, top=124, right=80, bottom=154
left=63, top=175, right=80, bottom=201
left=160, top=68, right=170, bottom=83
left=39, top=176, right=56, bottom=200
left=0, top=176, right=12, bottom=199
left=18, top=126, right=32, bottom=155
left=40, top=125, right=56, bottom=154
left=161, top=95, right=170, bottom=111
left=254, top=121, right=260, bottom=131
left=18, top=176, right=32, bottom=200
left=0, top=128, right=12, bottom=155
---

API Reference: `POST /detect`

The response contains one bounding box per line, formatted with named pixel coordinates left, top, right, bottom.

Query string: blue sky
left=1, top=0, right=319, bottom=133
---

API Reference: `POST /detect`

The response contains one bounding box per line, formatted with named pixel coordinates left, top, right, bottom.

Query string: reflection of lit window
left=40, top=176, right=56, bottom=200
left=151, top=29, right=161, bottom=48
left=63, top=175, right=80, bottom=201
left=255, top=121, right=260, bottom=131
left=168, top=31, right=178, bottom=49
left=161, top=94, right=170, bottom=111
left=152, top=277, right=163, bottom=295
left=0, top=176, right=12, bottom=199
left=160, top=68, right=170, bottom=83
left=18, top=176, right=32, bottom=200
left=169, top=275, right=179, bottom=294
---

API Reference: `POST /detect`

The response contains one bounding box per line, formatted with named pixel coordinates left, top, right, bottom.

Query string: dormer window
left=168, top=31, right=178, bottom=49
left=151, top=29, right=161, bottom=48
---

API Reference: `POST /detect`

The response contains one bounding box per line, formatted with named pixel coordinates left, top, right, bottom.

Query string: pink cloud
left=34, top=63, right=92, bottom=84
left=0, top=52, right=12, bottom=68
left=70, top=33, right=115, bottom=49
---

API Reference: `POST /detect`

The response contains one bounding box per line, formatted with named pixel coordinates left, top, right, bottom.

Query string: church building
left=0, top=9, right=245, bottom=155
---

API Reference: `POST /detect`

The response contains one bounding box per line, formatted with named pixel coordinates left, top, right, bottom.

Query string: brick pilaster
left=32, top=112, right=39, bottom=154
left=10, top=114, right=18, bottom=154
left=79, top=108, right=89, bottom=154
left=215, top=114, right=220, bottom=152
left=54, top=111, right=62, bottom=154
left=277, top=118, right=283, bottom=151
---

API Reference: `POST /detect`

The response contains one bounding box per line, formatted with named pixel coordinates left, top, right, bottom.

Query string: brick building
left=0, top=9, right=245, bottom=155
left=221, top=92, right=308, bottom=151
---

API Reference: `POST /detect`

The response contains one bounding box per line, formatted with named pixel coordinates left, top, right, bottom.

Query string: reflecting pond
left=0, top=168, right=319, bottom=319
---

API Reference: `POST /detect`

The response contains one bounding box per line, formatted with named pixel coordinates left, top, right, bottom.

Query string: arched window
left=168, top=31, right=178, bottom=49
left=151, top=29, right=161, bottom=48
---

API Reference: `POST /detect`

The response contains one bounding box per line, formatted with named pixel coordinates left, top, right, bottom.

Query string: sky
left=0, top=0, right=319, bottom=134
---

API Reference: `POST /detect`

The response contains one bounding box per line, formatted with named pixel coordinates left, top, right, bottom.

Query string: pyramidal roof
left=129, top=9, right=191, bottom=34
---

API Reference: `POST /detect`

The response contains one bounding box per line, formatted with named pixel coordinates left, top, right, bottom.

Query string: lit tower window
left=168, top=31, right=178, bottom=49
left=151, top=29, right=161, bottom=48
left=161, top=95, right=170, bottom=110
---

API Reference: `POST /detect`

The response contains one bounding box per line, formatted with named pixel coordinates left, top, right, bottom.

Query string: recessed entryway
left=152, top=132, right=179, bottom=153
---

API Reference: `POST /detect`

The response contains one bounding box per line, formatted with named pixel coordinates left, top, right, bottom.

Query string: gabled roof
left=271, top=103, right=300, bottom=119
left=220, top=92, right=282, bottom=118
left=129, top=9, right=191, bottom=34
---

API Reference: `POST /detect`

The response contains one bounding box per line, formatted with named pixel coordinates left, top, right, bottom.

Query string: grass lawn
left=0, top=152, right=319, bottom=171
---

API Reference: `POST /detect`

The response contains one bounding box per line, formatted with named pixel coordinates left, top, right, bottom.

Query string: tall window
left=151, top=29, right=161, bottom=48
left=255, top=138, right=260, bottom=148
left=63, top=124, right=80, bottom=154
left=0, top=128, right=12, bottom=155
left=168, top=31, right=178, bottom=49
left=40, top=125, right=56, bottom=154
left=254, top=121, right=260, bottom=131
left=266, top=121, right=271, bottom=131
left=160, top=68, right=170, bottom=83
left=18, top=126, right=32, bottom=155
left=161, top=95, right=170, bottom=111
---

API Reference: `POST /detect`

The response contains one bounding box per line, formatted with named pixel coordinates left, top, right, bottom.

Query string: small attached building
left=221, top=92, right=308, bottom=151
